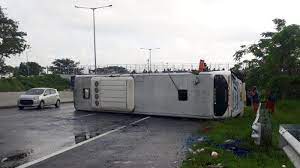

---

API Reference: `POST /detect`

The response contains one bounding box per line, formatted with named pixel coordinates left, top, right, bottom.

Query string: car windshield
left=25, top=89, right=45, bottom=95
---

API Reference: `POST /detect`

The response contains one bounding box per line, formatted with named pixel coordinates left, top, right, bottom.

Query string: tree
left=0, top=58, right=14, bottom=75
left=233, top=18, right=300, bottom=98
left=0, top=6, right=29, bottom=64
left=49, top=58, right=83, bottom=74
left=17, top=62, right=44, bottom=76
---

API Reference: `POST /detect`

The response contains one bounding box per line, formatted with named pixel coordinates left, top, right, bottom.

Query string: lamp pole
left=26, top=50, right=30, bottom=76
left=75, top=4, right=112, bottom=73
left=140, top=48, right=160, bottom=72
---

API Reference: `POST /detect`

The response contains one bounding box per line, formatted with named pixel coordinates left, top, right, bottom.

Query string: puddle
left=1, top=149, right=33, bottom=163
left=1, top=149, right=33, bottom=168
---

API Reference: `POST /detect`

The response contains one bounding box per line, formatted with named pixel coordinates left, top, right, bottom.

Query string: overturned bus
left=73, top=71, right=245, bottom=119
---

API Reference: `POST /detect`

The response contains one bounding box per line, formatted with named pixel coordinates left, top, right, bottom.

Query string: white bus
left=73, top=71, right=245, bottom=119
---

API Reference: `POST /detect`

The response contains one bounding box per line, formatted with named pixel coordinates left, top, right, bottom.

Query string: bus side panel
left=134, top=74, right=214, bottom=118
left=74, top=76, right=93, bottom=111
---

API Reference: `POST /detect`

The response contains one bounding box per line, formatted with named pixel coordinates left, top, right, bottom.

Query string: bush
left=0, top=74, right=70, bottom=92
left=0, top=78, right=24, bottom=92
left=267, top=75, right=300, bottom=99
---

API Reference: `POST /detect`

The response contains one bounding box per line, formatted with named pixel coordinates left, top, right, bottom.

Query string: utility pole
left=26, top=50, right=30, bottom=76
left=75, top=4, right=112, bottom=74
left=140, top=48, right=160, bottom=72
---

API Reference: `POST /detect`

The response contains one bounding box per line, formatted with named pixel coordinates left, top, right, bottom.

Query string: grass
left=181, top=100, right=300, bottom=168
left=0, top=74, right=70, bottom=92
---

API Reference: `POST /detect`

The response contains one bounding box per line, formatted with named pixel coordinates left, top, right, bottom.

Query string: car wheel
left=55, top=100, right=60, bottom=108
left=18, top=106, right=24, bottom=110
left=39, top=101, right=45, bottom=109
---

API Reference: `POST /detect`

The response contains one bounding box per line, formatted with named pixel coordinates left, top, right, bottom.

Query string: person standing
left=251, top=86, right=260, bottom=113
left=266, top=91, right=276, bottom=113
left=246, top=90, right=252, bottom=106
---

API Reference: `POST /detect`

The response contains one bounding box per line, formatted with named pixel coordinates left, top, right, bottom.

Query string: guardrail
left=279, top=125, right=300, bottom=168
left=251, top=103, right=272, bottom=146
left=251, top=103, right=262, bottom=145
left=43, top=63, right=235, bottom=75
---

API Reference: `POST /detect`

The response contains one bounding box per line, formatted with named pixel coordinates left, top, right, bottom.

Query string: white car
left=17, top=88, right=61, bottom=110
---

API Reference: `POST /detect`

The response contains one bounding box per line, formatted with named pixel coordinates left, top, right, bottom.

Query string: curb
left=0, top=101, right=74, bottom=110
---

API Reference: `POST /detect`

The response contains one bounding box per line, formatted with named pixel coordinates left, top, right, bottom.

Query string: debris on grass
left=202, top=126, right=213, bottom=133
left=211, top=151, right=219, bottom=158
left=224, top=139, right=234, bottom=143
left=185, top=135, right=209, bottom=148
left=207, top=165, right=223, bottom=168
left=182, top=102, right=299, bottom=168
left=207, top=163, right=223, bottom=168
left=216, top=139, right=250, bottom=157
left=196, top=148, right=205, bottom=153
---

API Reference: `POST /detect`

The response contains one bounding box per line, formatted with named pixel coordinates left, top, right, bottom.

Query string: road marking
left=130, top=116, right=151, bottom=125
left=16, top=116, right=151, bottom=168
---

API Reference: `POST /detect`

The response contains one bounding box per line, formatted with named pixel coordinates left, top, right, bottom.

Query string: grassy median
left=182, top=100, right=300, bottom=168
left=0, top=74, right=70, bottom=92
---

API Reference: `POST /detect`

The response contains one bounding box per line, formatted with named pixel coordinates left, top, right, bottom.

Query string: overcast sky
left=1, top=0, right=300, bottom=67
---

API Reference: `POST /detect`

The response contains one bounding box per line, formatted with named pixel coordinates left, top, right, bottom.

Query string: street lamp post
left=75, top=4, right=112, bottom=74
left=26, top=50, right=30, bottom=76
left=140, top=48, right=160, bottom=72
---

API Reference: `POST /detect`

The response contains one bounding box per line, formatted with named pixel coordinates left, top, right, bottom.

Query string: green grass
left=0, top=78, right=24, bottom=92
left=182, top=100, right=300, bottom=168
left=0, top=74, right=70, bottom=92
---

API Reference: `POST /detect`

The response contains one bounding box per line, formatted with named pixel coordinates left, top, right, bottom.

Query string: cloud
left=1, top=0, right=300, bottom=67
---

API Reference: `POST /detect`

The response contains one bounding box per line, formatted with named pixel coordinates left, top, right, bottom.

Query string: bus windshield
left=214, top=75, right=228, bottom=116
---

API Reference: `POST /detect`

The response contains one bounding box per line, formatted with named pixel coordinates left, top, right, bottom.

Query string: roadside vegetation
left=0, top=74, right=69, bottom=92
left=231, top=18, right=300, bottom=98
left=181, top=100, right=299, bottom=168
left=182, top=18, right=299, bottom=168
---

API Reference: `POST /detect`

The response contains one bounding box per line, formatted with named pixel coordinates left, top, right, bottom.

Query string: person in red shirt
left=266, top=91, right=276, bottom=113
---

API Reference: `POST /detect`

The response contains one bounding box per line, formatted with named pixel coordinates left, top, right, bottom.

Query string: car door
left=50, top=89, right=58, bottom=104
left=43, top=89, right=52, bottom=105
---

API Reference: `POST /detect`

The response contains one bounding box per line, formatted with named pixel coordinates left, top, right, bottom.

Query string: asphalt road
left=0, top=104, right=202, bottom=168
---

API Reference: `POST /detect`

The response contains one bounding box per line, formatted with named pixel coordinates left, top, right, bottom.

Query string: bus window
left=214, top=75, right=228, bottom=116
left=83, top=88, right=90, bottom=99
left=178, top=89, right=188, bottom=101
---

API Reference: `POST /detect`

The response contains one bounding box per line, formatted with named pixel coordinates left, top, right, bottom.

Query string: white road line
left=16, top=116, right=151, bottom=168
left=130, top=116, right=151, bottom=125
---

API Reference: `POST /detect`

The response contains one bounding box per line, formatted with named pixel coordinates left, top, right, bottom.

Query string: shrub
left=0, top=74, right=70, bottom=92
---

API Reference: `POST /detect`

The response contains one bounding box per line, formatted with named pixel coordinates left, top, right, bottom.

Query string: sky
left=0, top=0, right=300, bottom=67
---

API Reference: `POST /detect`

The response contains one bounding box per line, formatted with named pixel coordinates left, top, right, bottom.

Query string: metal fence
left=44, top=63, right=235, bottom=75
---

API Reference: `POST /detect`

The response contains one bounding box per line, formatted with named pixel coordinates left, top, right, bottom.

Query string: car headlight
left=33, top=96, right=39, bottom=101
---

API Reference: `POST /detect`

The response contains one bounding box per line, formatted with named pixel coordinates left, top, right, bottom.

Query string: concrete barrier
left=0, top=91, right=73, bottom=109
left=279, top=125, right=300, bottom=168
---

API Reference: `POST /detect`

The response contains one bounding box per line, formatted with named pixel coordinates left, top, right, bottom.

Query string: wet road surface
left=0, top=104, right=202, bottom=168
